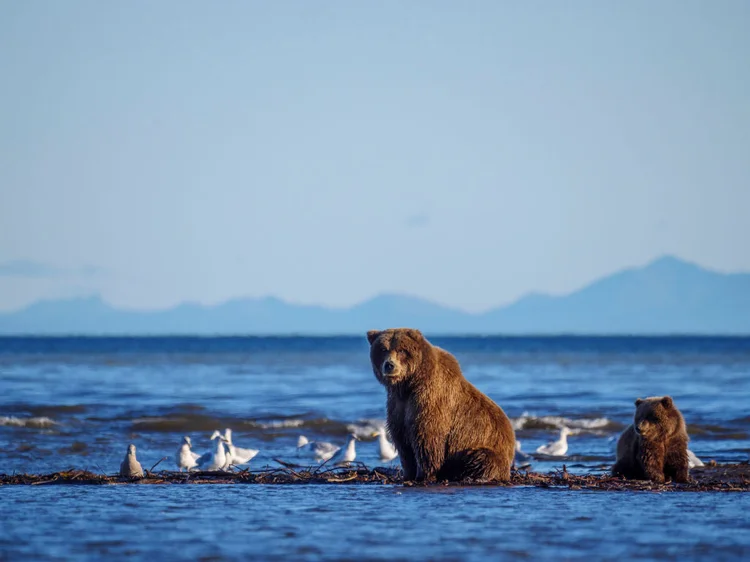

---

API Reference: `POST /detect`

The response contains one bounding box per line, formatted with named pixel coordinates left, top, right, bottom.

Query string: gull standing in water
left=536, top=427, right=571, bottom=456
left=212, top=428, right=259, bottom=468
left=120, top=443, right=144, bottom=478
left=514, top=440, right=532, bottom=469
left=176, top=436, right=201, bottom=472
left=372, top=428, right=398, bottom=462
left=327, top=434, right=359, bottom=466
left=196, top=435, right=230, bottom=471
left=687, top=449, right=704, bottom=468
left=296, top=435, right=340, bottom=462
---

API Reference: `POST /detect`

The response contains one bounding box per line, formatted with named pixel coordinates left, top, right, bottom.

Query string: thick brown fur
left=367, top=328, right=516, bottom=482
left=612, top=396, right=690, bottom=484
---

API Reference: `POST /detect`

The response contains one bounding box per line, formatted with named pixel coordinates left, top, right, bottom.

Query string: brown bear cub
left=367, top=328, right=516, bottom=482
left=612, top=396, right=690, bottom=484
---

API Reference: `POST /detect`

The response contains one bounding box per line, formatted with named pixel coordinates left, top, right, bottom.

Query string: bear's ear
left=634, top=398, right=643, bottom=407
left=661, top=396, right=673, bottom=409
left=366, top=330, right=382, bottom=345
left=406, top=328, right=424, bottom=341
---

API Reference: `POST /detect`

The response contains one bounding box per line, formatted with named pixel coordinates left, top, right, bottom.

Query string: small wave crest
left=253, top=419, right=306, bottom=429
left=512, top=413, right=619, bottom=434
left=0, top=416, right=57, bottom=428
left=130, top=410, right=623, bottom=439
left=131, top=413, right=382, bottom=439
left=346, top=419, right=387, bottom=439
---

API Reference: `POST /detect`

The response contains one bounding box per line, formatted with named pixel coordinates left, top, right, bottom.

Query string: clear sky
left=1, top=1, right=748, bottom=312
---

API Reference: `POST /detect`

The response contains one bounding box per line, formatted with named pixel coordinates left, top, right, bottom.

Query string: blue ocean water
left=1, top=336, right=749, bottom=560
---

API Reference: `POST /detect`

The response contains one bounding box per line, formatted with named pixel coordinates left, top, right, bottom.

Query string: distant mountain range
left=0, top=256, right=748, bottom=335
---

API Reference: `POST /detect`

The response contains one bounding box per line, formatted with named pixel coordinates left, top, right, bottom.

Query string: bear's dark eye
left=399, top=350, right=409, bottom=359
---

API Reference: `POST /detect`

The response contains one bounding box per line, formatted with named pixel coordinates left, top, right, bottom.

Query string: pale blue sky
left=1, top=1, right=748, bottom=312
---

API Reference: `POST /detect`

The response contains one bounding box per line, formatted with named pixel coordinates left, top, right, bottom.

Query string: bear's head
left=632, top=396, right=683, bottom=440
left=366, top=328, right=427, bottom=387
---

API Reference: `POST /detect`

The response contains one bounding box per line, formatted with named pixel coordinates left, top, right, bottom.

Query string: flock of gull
left=119, top=424, right=704, bottom=478
left=118, top=425, right=399, bottom=478
left=180, top=428, right=260, bottom=471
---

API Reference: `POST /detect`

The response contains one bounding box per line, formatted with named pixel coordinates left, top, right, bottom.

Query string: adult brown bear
left=367, top=328, right=515, bottom=482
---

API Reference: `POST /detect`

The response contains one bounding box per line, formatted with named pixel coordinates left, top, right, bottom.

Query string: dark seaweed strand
left=0, top=463, right=748, bottom=490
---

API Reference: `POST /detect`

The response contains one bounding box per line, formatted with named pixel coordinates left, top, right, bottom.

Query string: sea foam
left=0, top=416, right=57, bottom=428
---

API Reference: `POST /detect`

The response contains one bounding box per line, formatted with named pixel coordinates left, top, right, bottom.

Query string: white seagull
left=536, top=427, right=571, bottom=457
left=328, top=434, right=359, bottom=466
left=196, top=434, right=230, bottom=471
left=687, top=449, right=704, bottom=468
left=372, top=429, right=398, bottom=462
left=176, top=436, right=201, bottom=472
left=120, top=443, right=144, bottom=478
left=212, top=428, right=259, bottom=467
left=514, top=440, right=532, bottom=469
left=297, top=435, right=340, bottom=462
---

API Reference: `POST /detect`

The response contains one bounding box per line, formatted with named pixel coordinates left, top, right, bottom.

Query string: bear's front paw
left=673, top=472, right=690, bottom=484
left=649, top=473, right=666, bottom=484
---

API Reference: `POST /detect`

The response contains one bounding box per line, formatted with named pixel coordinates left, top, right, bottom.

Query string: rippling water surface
left=1, top=336, right=749, bottom=560
left=2, top=485, right=749, bottom=561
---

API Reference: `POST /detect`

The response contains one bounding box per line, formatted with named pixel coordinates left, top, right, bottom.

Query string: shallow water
left=1, top=336, right=749, bottom=560
left=1, top=336, right=748, bottom=475
left=1, top=485, right=749, bottom=561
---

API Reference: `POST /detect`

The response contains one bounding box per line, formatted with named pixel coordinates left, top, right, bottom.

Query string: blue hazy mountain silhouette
left=1, top=256, right=748, bottom=335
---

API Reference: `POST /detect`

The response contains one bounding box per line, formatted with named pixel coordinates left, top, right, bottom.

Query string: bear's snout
left=636, top=421, right=655, bottom=436
left=383, top=359, right=396, bottom=375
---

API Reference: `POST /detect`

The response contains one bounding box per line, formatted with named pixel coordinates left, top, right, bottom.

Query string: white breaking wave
left=512, top=413, right=612, bottom=433
left=347, top=419, right=387, bottom=439
left=254, top=419, right=306, bottom=429
left=0, top=416, right=57, bottom=428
